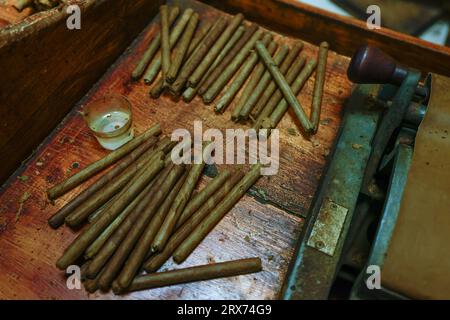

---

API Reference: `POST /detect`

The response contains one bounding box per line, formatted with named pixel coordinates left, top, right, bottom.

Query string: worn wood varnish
left=0, top=0, right=351, bottom=299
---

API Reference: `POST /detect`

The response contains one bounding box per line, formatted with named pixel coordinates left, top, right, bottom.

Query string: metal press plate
left=307, top=199, right=349, bottom=256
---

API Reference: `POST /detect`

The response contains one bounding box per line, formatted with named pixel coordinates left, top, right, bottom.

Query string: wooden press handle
left=347, top=45, right=408, bottom=85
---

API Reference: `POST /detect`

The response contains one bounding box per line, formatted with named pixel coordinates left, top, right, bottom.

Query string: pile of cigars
left=133, top=5, right=329, bottom=135
left=48, top=124, right=263, bottom=294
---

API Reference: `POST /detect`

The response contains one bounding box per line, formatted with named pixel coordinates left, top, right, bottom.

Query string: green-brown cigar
left=255, top=42, right=313, bottom=133
left=149, top=21, right=214, bottom=99
left=152, top=162, right=205, bottom=252
left=64, top=142, right=166, bottom=229
left=87, top=194, right=116, bottom=224
left=169, top=18, right=228, bottom=96
left=263, top=58, right=317, bottom=135
left=56, top=152, right=165, bottom=270
left=199, top=24, right=259, bottom=97
left=252, top=42, right=303, bottom=118
left=254, top=54, right=306, bottom=130
left=160, top=5, right=171, bottom=80
left=176, top=170, right=231, bottom=228
left=48, top=136, right=158, bottom=229
left=214, top=33, right=272, bottom=114
left=47, top=124, right=161, bottom=200
left=143, top=170, right=244, bottom=272
left=181, top=25, right=246, bottom=103
left=173, top=164, right=262, bottom=264
left=84, top=267, right=105, bottom=294
left=143, top=8, right=194, bottom=85
left=120, top=258, right=262, bottom=293
left=84, top=165, right=172, bottom=278
left=238, top=44, right=289, bottom=120
left=166, top=13, right=199, bottom=83
left=230, top=36, right=275, bottom=121
left=311, top=42, right=329, bottom=133
left=188, top=13, right=244, bottom=88
left=114, top=172, right=188, bottom=290
left=131, top=7, right=180, bottom=80
left=202, top=28, right=263, bottom=104
left=13, top=0, right=33, bottom=11
left=97, top=164, right=185, bottom=291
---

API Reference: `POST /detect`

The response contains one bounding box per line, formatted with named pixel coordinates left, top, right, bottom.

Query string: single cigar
left=252, top=43, right=303, bottom=118
left=84, top=165, right=171, bottom=278
left=84, top=268, right=105, bottom=294
left=97, top=165, right=185, bottom=291
left=215, top=33, right=272, bottom=114
left=181, top=25, right=246, bottom=103
left=56, top=152, right=165, bottom=270
left=121, top=258, right=262, bottom=293
left=263, top=58, right=317, bottom=135
left=199, top=25, right=259, bottom=97
left=230, top=36, right=275, bottom=121
left=143, top=8, right=194, bottom=85
left=176, top=170, right=231, bottom=228
left=151, top=163, right=204, bottom=252
left=169, top=18, right=228, bottom=96
left=87, top=195, right=116, bottom=224
left=150, top=21, right=214, bottom=99
left=254, top=55, right=306, bottom=130
left=311, top=42, right=329, bottom=133
left=13, top=0, right=33, bottom=11
left=166, top=13, right=199, bottom=83
left=114, top=172, right=188, bottom=290
left=238, top=45, right=289, bottom=120
left=202, top=28, right=263, bottom=104
left=48, top=137, right=158, bottom=229
left=160, top=5, right=171, bottom=80
left=131, top=7, right=180, bottom=80
left=173, top=164, right=262, bottom=264
left=255, top=42, right=313, bottom=133
left=47, top=124, right=161, bottom=200
left=64, top=145, right=162, bottom=228
left=188, top=14, right=244, bottom=88
left=143, top=170, right=244, bottom=272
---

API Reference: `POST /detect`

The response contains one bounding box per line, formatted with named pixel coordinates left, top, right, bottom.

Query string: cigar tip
left=321, top=41, right=330, bottom=49
left=112, top=281, right=125, bottom=295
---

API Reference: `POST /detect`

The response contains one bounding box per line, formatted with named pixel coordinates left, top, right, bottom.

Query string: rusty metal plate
left=307, top=199, right=349, bottom=256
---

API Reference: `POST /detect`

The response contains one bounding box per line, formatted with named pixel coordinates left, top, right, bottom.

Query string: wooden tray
left=0, top=0, right=449, bottom=300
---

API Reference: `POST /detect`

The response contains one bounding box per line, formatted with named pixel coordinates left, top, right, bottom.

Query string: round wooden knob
left=347, top=45, right=407, bottom=85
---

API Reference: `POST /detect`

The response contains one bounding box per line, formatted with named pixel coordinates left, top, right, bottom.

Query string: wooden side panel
left=0, top=0, right=163, bottom=183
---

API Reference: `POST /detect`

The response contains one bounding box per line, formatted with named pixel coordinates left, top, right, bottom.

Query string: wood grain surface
left=0, top=0, right=351, bottom=299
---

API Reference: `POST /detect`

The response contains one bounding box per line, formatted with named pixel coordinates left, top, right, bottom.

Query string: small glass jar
left=81, top=95, right=134, bottom=150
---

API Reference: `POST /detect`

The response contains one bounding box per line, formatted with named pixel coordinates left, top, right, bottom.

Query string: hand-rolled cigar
left=97, top=164, right=185, bottom=291
left=238, top=44, right=289, bottom=120
left=64, top=144, right=162, bottom=228
left=84, top=267, right=105, bottom=294
left=230, top=36, right=275, bottom=121
left=84, top=165, right=172, bottom=278
left=143, top=8, right=194, bottom=85
left=48, top=136, right=158, bottom=229
left=160, top=5, right=171, bottom=80
left=120, top=258, right=262, bottom=293
left=47, top=123, right=161, bottom=200
left=255, top=42, right=313, bottom=133
left=143, top=170, right=244, bottom=272
left=131, top=7, right=180, bottom=80
left=252, top=43, right=303, bottom=118
left=151, top=163, right=204, bottom=252
left=311, top=42, right=329, bottom=133
left=254, top=54, right=306, bottom=130
left=181, top=25, right=245, bottom=103
left=169, top=18, right=228, bottom=96
left=188, top=14, right=244, bottom=88
left=202, top=28, right=263, bottom=104
left=166, top=13, right=199, bottom=83
left=199, top=25, right=259, bottom=97
left=173, top=164, right=262, bottom=264
left=215, top=33, right=272, bottom=114
left=56, top=152, right=165, bottom=270
left=262, top=58, right=317, bottom=135
left=176, top=170, right=231, bottom=228
left=114, top=172, right=188, bottom=290
left=87, top=195, right=116, bottom=224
